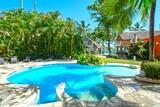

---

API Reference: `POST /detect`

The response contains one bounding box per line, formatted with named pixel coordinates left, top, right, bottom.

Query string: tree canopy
left=0, top=10, right=87, bottom=60
left=93, top=0, right=157, bottom=60
left=88, top=0, right=118, bottom=54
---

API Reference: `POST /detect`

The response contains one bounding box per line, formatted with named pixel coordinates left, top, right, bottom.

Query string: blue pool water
left=7, top=64, right=139, bottom=104
left=98, top=65, right=140, bottom=77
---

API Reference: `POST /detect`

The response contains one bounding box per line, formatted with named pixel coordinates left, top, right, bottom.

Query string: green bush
left=107, top=54, right=119, bottom=59
left=77, top=54, right=106, bottom=65
left=128, top=41, right=149, bottom=60
left=77, top=54, right=90, bottom=64
left=141, top=61, right=160, bottom=80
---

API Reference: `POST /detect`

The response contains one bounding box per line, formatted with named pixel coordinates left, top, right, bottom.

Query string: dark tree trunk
left=108, top=40, right=111, bottom=54
left=149, top=0, right=156, bottom=61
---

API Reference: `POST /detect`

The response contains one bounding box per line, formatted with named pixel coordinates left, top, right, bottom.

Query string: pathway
left=0, top=61, right=160, bottom=107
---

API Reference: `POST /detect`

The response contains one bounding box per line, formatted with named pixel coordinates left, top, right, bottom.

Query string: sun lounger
left=11, top=56, right=18, bottom=63
left=0, top=57, right=5, bottom=64
left=23, top=56, right=31, bottom=62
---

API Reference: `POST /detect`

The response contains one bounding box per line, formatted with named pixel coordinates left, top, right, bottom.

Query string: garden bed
left=135, top=76, right=160, bottom=84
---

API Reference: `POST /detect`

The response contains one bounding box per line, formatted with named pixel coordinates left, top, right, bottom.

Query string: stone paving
left=0, top=61, right=160, bottom=107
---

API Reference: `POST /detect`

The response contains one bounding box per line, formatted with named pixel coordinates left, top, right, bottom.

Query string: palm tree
left=77, top=20, right=90, bottom=37
left=129, top=22, right=145, bottom=32
left=133, top=0, right=157, bottom=61
left=88, top=0, right=119, bottom=55
left=77, top=21, right=90, bottom=53
left=129, top=22, right=146, bottom=43
left=149, top=0, right=157, bottom=61
left=103, top=0, right=157, bottom=61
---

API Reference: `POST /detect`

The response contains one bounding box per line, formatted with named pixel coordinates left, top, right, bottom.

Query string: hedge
left=77, top=54, right=106, bottom=65
left=141, top=61, right=160, bottom=80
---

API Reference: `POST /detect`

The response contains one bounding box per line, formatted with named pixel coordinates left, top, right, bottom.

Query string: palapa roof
left=85, top=37, right=102, bottom=49
left=119, top=31, right=160, bottom=40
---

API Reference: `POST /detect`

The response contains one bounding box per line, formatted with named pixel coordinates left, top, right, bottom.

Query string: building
left=116, top=31, right=160, bottom=58
left=85, top=38, right=102, bottom=54
left=144, top=35, right=160, bottom=58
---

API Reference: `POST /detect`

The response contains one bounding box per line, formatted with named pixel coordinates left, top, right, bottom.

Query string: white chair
left=11, top=56, right=18, bottom=63
left=24, top=56, right=31, bottom=62
left=0, top=57, right=5, bottom=64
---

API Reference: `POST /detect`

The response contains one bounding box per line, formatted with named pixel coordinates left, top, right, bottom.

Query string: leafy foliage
left=102, top=0, right=137, bottom=32
left=129, top=22, right=145, bottom=31
left=128, top=41, right=149, bottom=60
left=141, top=61, right=160, bottom=80
left=77, top=54, right=106, bottom=65
left=88, top=0, right=118, bottom=54
left=0, top=10, right=86, bottom=60
left=107, top=54, right=119, bottom=59
left=101, top=0, right=157, bottom=61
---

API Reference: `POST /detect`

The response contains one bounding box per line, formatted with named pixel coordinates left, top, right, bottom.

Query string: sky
left=0, top=0, right=160, bottom=30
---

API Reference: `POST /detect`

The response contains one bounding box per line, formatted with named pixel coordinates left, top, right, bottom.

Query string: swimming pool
left=7, top=64, right=139, bottom=104
left=98, top=64, right=140, bottom=77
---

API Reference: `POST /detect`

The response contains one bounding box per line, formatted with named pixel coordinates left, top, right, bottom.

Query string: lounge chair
left=35, top=59, right=43, bottom=62
left=11, top=56, right=18, bottom=63
left=23, top=56, right=31, bottom=62
left=0, top=57, right=5, bottom=64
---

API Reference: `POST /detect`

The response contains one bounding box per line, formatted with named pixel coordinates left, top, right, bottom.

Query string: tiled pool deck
left=0, top=61, right=160, bottom=107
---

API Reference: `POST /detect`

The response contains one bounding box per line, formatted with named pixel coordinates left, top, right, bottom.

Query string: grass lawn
left=105, top=58, right=142, bottom=65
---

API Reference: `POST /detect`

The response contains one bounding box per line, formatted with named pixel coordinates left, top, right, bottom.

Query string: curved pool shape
left=7, top=64, right=139, bottom=104
left=99, top=65, right=140, bottom=77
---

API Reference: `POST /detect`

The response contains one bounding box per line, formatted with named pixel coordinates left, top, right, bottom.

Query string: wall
left=144, top=35, right=160, bottom=58
left=155, top=35, right=160, bottom=58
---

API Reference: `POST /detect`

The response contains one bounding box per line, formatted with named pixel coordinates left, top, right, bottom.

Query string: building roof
left=119, top=31, right=160, bottom=40
left=85, top=37, right=102, bottom=49
left=92, top=41, right=102, bottom=49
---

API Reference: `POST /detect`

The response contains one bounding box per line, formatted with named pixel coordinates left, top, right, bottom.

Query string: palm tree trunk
left=149, top=0, right=156, bottom=61
left=108, top=40, right=111, bottom=55
left=20, top=0, right=24, bottom=10
left=34, top=0, right=37, bottom=12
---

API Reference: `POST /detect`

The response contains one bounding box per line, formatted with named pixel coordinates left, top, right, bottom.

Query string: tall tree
left=149, top=0, right=157, bottom=61
left=77, top=20, right=90, bottom=37
left=103, top=0, right=157, bottom=61
left=129, top=22, right=145, bottom=31
left=129, top=22, right=146, bottom=43
left=88, top=0, right=118, bottom=54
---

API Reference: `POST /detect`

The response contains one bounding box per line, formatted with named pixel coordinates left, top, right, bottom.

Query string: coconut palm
left=149, top=0, right=157, bottom=61
left=129, top=22, right=145, bottom=32
left=129, top=22, right=146, bottom=43
left=77, top=20, right=90, bottom=37
left=88, top=0, right=119, bottom=54
left=102, top=0, right=157, bottom=61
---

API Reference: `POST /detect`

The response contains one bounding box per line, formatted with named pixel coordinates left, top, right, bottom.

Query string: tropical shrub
left=0, top=44, right=7, bottom=57
left=128, top=41, right=149, bottom=60
left=0, top=10, right=87, bottom=60
left=107, top=54, right=119, bottom=59
left=77, top=54, right=106, bottom=65
left=141, top=61, right=160, bottom=80
left=77, top=54, right=90, bottom=64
